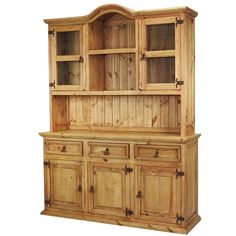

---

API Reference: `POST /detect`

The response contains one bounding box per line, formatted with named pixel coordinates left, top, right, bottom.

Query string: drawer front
left=45, top=141, right=83, bottom=156
left=135, top=145, right=180, bottom=162
left=88, top=142, right=129, bottom=159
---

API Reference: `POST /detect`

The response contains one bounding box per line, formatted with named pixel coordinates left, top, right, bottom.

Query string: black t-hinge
left=49, top=80, right=55, bottom=89
left=176, top=214, right=185, bottom=223
left=48, top=29, right=54, bottom=36
left=125, top=208, right=133, bottom=217
left=124, top=165, right=133, bottom=175
left=45, top=198, right=51, bottom=205
left=176, top=18, right=184, bottom=26
left=176, top=169, right=185, bottom=178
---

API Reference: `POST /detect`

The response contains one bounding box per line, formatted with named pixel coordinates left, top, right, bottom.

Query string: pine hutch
left=40, top=4, right=200, bottom=234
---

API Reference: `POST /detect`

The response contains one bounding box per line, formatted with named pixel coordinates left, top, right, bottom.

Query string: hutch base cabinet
left=40, top=5, right=200, bottom=234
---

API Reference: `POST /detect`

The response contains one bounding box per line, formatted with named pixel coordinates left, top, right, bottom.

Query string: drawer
left=135, top=145, right=180, bottom=162
left=88, top=142, right=129, bottom=159
left=45, top=141, right=83, bottom=156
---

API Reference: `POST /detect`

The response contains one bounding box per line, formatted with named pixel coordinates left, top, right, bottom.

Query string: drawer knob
left=103, top=148, right=110, bottom=156
left=61, top=145, right=66, bottom=153
left=153, top=150, right=159, bottom=158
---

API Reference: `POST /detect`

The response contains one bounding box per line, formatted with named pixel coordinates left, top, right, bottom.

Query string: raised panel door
left=88, top=163, right=131, bottom=217
left=45, top=160, right=83, bottom=210
left=135, top=166, right=181, bottom=224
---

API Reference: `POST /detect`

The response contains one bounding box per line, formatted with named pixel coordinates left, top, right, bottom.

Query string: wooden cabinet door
left=44, top=160, right=83, bottom=211
left=135, top=166, right=181, bottom=224
left=88, top=163, right=131, bottom=217
left=49, top=25, right=84, bottom=91
left=139, top=17, right=181, bottom=90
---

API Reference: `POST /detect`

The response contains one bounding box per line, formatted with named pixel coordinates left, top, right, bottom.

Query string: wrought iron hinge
left=45, top=198, right=51, bottom=205
left=176, top=78, right=184, bottom=87
left=176, top=214, right=185, bottom=223
left=176, top=169, right=184, bottom=178
left=48, top=29, right=55, bottom=36
left=176, top=18, right=184, bottom=26
left=44, top=160, right=50, bottom=167
left=78, top=56, right=84, bottom=63
left=78, top=184, right=82, bottom=192
left=89, top=186, right=95, bottom=193
left=125, top=208, right=133, bottom=217
left=140, top=52, right=146, bottom=61
left=124, top=165, right=133, bottom=175
left=49, top=80, right=55, bottom=89
left=136, top=191, right=143, bottom=198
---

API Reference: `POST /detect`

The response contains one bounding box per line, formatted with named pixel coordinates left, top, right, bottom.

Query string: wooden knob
left=61, top=145, right=66, bottom=152
left=153, top=150, right=159, bottom=158
left=103, top=148, right=110, bottom=155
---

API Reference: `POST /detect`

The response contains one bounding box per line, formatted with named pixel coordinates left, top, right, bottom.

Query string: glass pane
left=147, top=24, right=175, bottom=51
left=57, top=61, right=80, bottom=85
left=147, top=57, right=175, bottom=83
left=57, top=31, right=80, bottom=55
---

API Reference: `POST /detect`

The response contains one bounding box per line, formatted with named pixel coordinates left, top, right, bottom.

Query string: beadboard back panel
left=67, top=95, right=181, bottom=132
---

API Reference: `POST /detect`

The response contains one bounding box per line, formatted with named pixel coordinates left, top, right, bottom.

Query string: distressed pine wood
left=42, top=5, right=200, bottom=234
left=68, top=95, right=181, bottom=132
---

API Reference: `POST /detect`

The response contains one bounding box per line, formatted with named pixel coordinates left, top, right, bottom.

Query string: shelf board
left=88, top=48, right=136, bottom=55
left=56, top=55, right=82, bottom=61
left=51, top=90, right=181, bottom=96
left=145, top=50, right=175, bottom=58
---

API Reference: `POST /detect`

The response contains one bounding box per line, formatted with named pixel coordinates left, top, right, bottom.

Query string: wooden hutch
left=40, top=4, right=200, bottom=234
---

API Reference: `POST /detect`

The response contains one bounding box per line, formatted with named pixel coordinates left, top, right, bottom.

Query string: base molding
left=41, top=208, right=200, bottom=234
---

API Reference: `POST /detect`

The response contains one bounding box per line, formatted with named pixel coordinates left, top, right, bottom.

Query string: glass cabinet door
left=140, top=17, right=181, bottom=90
left=50, top=26, right=83, bottom=90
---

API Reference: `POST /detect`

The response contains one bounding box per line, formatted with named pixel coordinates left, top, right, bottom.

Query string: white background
left=0, top=0, right=235, bottom=235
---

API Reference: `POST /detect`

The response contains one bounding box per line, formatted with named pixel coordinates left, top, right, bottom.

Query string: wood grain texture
left=68, top=95, right=181, bottom=132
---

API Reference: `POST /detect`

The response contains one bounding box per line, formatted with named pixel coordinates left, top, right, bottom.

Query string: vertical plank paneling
left=97, top=96, right=105, bottom=125
left=68, top=95, right=180, bottom=131
left=128, top=54, right=136, bottom=90
left=113, top=55, right=120, bottom=90
left=119, top=23, right=128, bottom=48
left=82, top=96, right=90, bottom=125
left=136, top=96, right=144, bottom=127
left=105, top=55, right=113, bottom=90
left=144, top=96, right=153, bottom=127
left=90, top=96, right=98, bottom=125
left=120, top=96, right=128, bottom=126
left=113, top=96, right=120, bottom=126
left=127, top=96, right=136, bottom=127
left=152, top=96, right=161, bottom=128
left=104, top=96, right=113, bottom=125
left=160, top=96, right=169, bottom=128
left=169, top=96, right=178, bottom=128
left=75, top=96, right=83, bottom=126
left=119, top=54, right=128, bottom=90
left=68, top=96, right=76, bottom=126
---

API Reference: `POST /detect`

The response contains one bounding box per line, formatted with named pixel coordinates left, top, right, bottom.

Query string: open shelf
left=89, top=13, right=135, bottom=50
left=89, top=53, right=136, bottom=91
left=88, top=48, right=136, bottom=55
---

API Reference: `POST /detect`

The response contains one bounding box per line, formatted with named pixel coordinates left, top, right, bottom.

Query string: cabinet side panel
left=186, top=17, right=195, bottom=135
left=182, top=141, right=198, bottom=222
left=51, top=96, right=69, bottom=131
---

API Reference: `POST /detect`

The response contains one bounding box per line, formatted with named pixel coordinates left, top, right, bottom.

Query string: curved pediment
left=44, top=5, right=197, bottom=25
left=87, top=4, right=135, bottom=22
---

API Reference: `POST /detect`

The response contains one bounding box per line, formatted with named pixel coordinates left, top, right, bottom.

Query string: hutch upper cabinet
left=40, top=5, right=200, bottom=234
